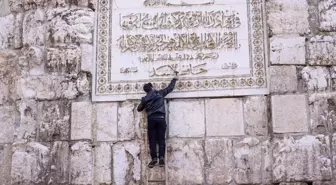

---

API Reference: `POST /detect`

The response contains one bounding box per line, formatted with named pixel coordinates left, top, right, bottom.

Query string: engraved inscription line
left=120, top=10, right=241, bottom=30
left=139, top=52, right=219, bottom=62
left=118, top=32, right=240, bottom=53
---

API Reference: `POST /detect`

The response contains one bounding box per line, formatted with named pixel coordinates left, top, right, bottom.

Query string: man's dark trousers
left=148, top=117, right=166, bottom=159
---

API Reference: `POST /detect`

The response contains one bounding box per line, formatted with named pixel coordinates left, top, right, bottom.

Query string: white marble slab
left=93, top=0, right=269, bottom=101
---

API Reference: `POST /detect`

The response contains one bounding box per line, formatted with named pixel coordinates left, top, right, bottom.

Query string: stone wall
left=0, top=0, right=336, bottom=185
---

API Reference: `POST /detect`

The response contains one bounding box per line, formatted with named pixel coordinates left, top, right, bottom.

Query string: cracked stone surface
left=243, top=96, right=268, bottom=136
left=308, top=36, right=336, bottom=66
left=36, top=100, right=70, bottom=142
left=11, top=142, right=50, bottom=185
left=23, top=9, right=46, bottom=46
left=46, top=8, right=94, bottom=44
left=206, top=98, right=244, bottom=136
left=46, top=46, right=81, bottom=75
left=270, top=36, right=306, bottom=65
left=118, top=102, right=137, bottom=140
left=270, top=66, right=298, bottom=94
left=47, top=141, right=70, bottom=185
left=267, top=0, right=310, bottom=34
left=17, top=75, right=80, bottom=100
left=300, top=66, right=332, bottom=92
left=309, top=93, right=336, bottom=134
left=71, top=101, right=92, bottom=140
left=205, top=138, right=272, bottom=185
left=0, top=106, right=16, bottom=143
left=95, top=103, right=118, bottom=141
left=15, top=100, right=38, bottom=142
left=273, top=135, right=332, bottom=182
left=94, top=142, right=112, bottom=184
left=319, top=0, right=336, bottom=31
left=113, top=141, right=141, bottom=185
left=0, top=144, right=12, bottom=184
left=272, top=94, right=309, bottom=133
left=167, top=139, right=204, bottom=185
left=169, top=99, right=205, bottom=137
left=70, top=141, right=93, bottom=185
left=0, top=14, right=14, bottom=49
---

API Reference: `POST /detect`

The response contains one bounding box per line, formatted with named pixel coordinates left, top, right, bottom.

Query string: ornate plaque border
left=92, top=0, right=269, bottom=101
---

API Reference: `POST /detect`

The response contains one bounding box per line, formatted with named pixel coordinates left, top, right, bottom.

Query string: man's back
left=141, top=90, right=165, bottom=117
left=137, top=78, right=177, bottom=117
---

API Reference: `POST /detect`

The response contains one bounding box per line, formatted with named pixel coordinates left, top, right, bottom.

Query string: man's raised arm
left=159, top=77, right=178, bottom=97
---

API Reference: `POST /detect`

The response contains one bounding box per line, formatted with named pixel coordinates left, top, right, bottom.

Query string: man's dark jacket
left=137, top=79, right=177, bottom=118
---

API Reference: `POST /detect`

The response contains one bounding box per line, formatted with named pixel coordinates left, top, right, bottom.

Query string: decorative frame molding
left=92, top=0, right=269, bottom=101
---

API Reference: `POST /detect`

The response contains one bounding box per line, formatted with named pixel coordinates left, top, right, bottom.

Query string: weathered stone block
left=308, top=36, right=336, bottom=65
left=20, top=46, right=45, bottom=75
left=80, top=44, right=93, bottom=72
left=169, top=99, right=205, bottom=137
left=0, top=144, right=12, bottom=185
left=205, top=138, right=272, bottom=184
left=0, top=106, right=16, bottom=143
left=0, top=81, right=8, bottom=105
left=46, top=46, right=81, bottom=75
left=23, top=9, right=45, bottom=46
left=95, top=142, right=112, bottom=185
left=95, top=103, right=118, bottom=141
left=113, top=141, right=141, bottom=185
left=17, top=76, right=80, bottom=100
left=267, top=0, right=310, bottom=35
left=148, top=167, right=165, bottom=182
left=270, top=36, right=306, bottom=65
left=270, top=66, right=298, bottom=94
left=47, top=141, right=70, bottom=185
left=9, top=0, right=24, bottom=12
left=244, top=96, right=268, bottom=136
left=273, top=135, right=332, bottom=182
left=233, top=138, right=272, bottom=184
left=71, top=101, right=92, bottom=140
left=205, top=138, right=235, bottom=184
left=46, top=8, right=94, bottom=44
left=73, top=0, right=89, bottom=7
left=167, top=139, right=204, bottom=185
left=77, top=72, right=91, bottom=96
left=70, top=141, right=93, bottom=185
left=16, top=100, right=38, bottom=142
left=319, top=0, right=336, bottom=31
left=22, top=0, right=47, bottom=10
left=332, top=133, right=336, bottom=181
left=0, top=0, right=11, bottom=17
left=313, top=181, right=333, bottom=185
left=37, top=101, right=70, bottom=141
left=280, top=183, right=308, bottom=185
left=48, top=0, right=69, bottom=8
left=14, top=13, right=23, bottom=49
left=118, top=101, right=137, bottom=140
left=11, top=142, right=50, bottom=185
left=0, top=14, right=14, bottom=49
left=272, top=94, right=309, bottom=133
left=300, top=67, right=331, bottom=92
left=206, top=98, right=244, bottom=136
left=309, top=93, right=336, bottom=134
left=148, top=182, right=165, bottom=185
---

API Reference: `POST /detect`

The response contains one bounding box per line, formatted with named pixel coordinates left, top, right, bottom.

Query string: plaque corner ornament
left=92, top=0, right=269, bottom=101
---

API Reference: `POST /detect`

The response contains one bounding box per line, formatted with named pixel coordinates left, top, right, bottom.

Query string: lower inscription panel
left=93, top=0, right=269, bottom=101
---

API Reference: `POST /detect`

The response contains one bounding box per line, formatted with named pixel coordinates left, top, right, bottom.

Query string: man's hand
left=173, top=71, right=179, bottom=80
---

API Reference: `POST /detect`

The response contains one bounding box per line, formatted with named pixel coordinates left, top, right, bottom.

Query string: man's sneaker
left=159, top=158, right=165, bottom=167
left=148, top=158, right=157, bottom=168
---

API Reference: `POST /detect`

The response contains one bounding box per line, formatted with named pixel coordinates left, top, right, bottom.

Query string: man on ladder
left=137, top=72, right=179, bottom=168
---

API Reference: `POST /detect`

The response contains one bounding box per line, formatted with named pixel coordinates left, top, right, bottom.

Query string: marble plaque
left=93, top=0, right=269, bottom=101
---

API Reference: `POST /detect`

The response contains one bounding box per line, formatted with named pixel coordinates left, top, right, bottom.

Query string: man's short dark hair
left=143, top=83, right=153, bottom=93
